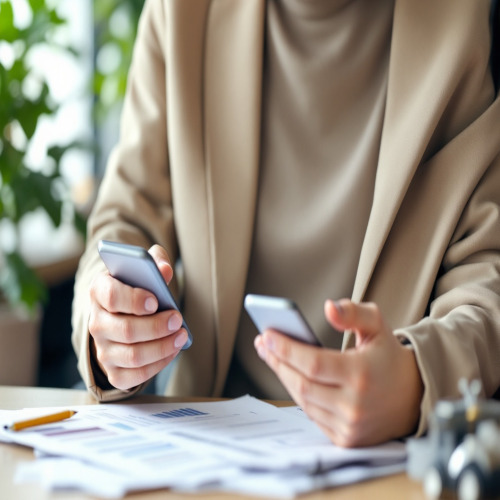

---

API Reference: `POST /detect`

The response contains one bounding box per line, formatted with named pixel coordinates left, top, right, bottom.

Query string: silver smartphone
left=98, top=240, right=192, bottom=350
left=244, top=294, right=321, bottom=346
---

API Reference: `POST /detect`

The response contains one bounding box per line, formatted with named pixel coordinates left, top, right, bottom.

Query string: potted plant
left=0, top=0, right=86, bottom=385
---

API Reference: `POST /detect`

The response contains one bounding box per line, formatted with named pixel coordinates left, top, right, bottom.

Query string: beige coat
left=72, top=0, right=500, bottom=433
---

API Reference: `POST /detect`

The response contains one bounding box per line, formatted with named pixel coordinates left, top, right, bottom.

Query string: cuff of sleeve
left=395, top=328, right=433, bottom=437
left=89, top=336, right=115, bottom=391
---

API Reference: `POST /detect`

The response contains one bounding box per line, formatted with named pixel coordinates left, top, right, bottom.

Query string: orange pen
left=3, top=410, right=78, bottom=432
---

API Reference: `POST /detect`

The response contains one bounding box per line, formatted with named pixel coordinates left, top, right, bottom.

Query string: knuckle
left=124, top=345, right=142, bottom=368
left=89, top=278, right=98, bottom=300
left=296, top=376, right=310, bottom=399
left=346, top=405, right=363, bottom=429
left=274, top=336, right=289, bottom=358
left=131, top=288, right=147, bottom=314
left=89, top=273, right=105, bottom=300
left=151, top=315, right=167, bottom=339
left=305, top=354, right=322, bottom=379
left=119, top=320, right=135, bottom=344
left=342, top=398, right=365, bottom=442
left=101, top=280, right=119, bottom=312
left=352, top=366, right=370, bottom=396
left=95, top=343, right=108, bottom=365
left=157, top=340, right=168, bottom=361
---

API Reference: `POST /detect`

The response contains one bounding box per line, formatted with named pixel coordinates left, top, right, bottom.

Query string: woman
left=72, top=0, right=500, bottom=446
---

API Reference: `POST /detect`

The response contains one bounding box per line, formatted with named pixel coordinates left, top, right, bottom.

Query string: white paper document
left=0, top=395, right=406, bottom=498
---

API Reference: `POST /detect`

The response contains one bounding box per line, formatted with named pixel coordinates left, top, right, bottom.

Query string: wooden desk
left=0, top=386, right=426, bottom=500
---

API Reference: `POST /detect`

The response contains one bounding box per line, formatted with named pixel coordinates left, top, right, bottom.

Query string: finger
left=301, top=402, right=351, bottom=447
left=107, top=354, right=178, bottom=392
left=89, top=305, right=183, bottom=344
left=324, top=299, right=386, bottom=346
left=91, top=272, right=159, bottom=315
left=148, top=244, right=173, bottom=284
left=258, top=344, right=360, bottom=445
left=100, top=329, right=189, bottom=370
left=255, top=335, right=378, bottom=447
left=302, top=396, right=376, bottom=447
left=256, top=340, right=309, bottom=409
left=269, top=350, right=347, bottom=416
left=308, top=409, right=363, bottom=448
left=314, top=419, right=349, bottom=448
left=256, top=330, right=348, bottom=385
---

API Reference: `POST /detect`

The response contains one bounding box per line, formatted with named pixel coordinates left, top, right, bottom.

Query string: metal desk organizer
left=407, top=379, right=500, bottom=500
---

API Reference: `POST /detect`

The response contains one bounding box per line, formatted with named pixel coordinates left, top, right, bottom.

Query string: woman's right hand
left=88, top=245, right=188, bottom=391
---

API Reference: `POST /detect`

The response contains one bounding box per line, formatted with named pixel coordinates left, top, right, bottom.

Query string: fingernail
left=174, top=331, right=188, bottom=349
left=254, top=336, right=266, bottom=360
left=159, top=259, right=170, bottom=270
left=145, top=297, right=157, bottom=313
left=256, top=345, right=266, bottom=361
left=333, top=300, right=344, bottom=315
left=265, top=334, right=275, bottom=352
left=168, top=314, right=183, bottom=331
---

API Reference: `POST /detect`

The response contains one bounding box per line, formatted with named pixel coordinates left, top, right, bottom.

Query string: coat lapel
left=204, top=0, right=266, bottom=394
left=346, top=0, right=493, bottom=349
left=351, top=0, right=469, bottom=306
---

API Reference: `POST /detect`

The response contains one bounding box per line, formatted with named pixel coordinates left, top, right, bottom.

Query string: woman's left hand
left=254, top=298, right=424, bottom=447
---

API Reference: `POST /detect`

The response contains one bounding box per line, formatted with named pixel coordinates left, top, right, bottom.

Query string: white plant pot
left=0, top=303, right=41, bottom=386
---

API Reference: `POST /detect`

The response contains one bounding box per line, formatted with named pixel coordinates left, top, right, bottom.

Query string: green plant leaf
left=10, top=170, right=63, bottom=226
left=15, top=85, right=54, bottom=139
left=46, top=144, right=69, bottom=166
left=32, top=172, right=63, bottom=227
left=24, top=9, right=55, bottom=47
left=0, top=251, right=47, bottom=313
left=0, top=1, right=19, bottom=43
left=0, top=140, right=23, bottom=185
left=47, top=139, right=95, bottom=178
left=73, top=209, right=87, bottom=239
left=49, top=8, right=65, bottom=26
left=28, top=0, right=45, bottom=12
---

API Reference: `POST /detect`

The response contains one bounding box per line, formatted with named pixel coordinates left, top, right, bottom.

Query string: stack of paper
left=0, top=395, right=406, bottom=498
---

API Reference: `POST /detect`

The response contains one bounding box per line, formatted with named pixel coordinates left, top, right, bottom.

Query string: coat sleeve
left=379, top=4, right=500, bottom=436
left=71, top=0, right=176, bottom=402
left=395, top=100, right=500, bottom=434
left=400, top=174, right=500, bottom=436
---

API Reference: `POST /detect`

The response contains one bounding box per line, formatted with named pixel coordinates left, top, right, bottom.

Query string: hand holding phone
left=244, top=294, right=321, bottom=346
left=98, top=240, right=192, bottom=350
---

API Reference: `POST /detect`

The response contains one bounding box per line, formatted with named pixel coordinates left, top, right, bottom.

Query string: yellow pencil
left=3, top=410, right=78, bottom=432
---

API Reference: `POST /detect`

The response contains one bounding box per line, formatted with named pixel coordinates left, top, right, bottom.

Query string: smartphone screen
left=244, top=294, right=321, bottom=346
left=98, top=240, right=192, bottom=350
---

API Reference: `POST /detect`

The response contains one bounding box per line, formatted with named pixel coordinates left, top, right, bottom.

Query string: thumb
left=148, top=244, right=174, bottom=284
left=324, top=299, right=387, bottom=347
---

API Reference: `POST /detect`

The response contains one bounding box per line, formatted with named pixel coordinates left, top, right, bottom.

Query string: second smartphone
left=98, top=240, right=193, bottom=350
left=244, top=294, right=321, bottom=346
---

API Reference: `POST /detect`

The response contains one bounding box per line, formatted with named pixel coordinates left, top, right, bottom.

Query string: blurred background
left=0, top=0, right=145, bottom=388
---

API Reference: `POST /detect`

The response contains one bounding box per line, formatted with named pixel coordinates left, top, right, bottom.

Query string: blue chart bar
left=152, top=408, right=209, bottom=419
